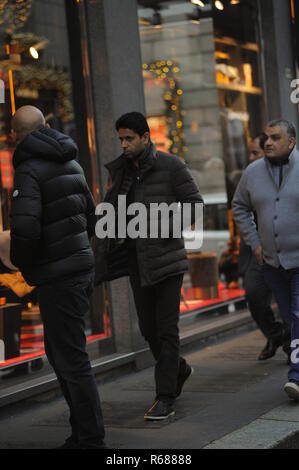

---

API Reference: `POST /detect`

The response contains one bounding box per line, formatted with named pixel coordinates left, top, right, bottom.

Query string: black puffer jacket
left=95, top=143, right=203, bottom=287
left=10, top=128, right=96, bottom=286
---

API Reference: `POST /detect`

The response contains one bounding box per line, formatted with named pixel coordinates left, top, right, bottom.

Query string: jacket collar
left=105, top=142, right=157, bottom=179
left=264, top=146, right=298, bottom=170
left=264, top=146, right=298, bottom=190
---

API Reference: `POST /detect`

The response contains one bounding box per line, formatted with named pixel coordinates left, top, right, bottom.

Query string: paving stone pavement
left=0, top=329, right=297, bottom=449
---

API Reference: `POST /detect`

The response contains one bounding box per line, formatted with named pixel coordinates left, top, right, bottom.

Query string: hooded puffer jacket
left=10, top=127, right=96, bottom=286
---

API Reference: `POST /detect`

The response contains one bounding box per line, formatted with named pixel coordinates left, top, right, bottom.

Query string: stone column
left=259, top=0, right=299, bottom=134
left=81, top=0, right=147, bottom=353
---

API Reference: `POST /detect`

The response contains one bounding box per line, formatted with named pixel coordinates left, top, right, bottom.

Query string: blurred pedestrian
left=233, top=120, right=299, bottom=399
left=10, top=106, right=106, bottom=449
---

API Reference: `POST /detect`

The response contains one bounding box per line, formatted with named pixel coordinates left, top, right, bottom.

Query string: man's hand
left=253, top=245, right=263, bottom=266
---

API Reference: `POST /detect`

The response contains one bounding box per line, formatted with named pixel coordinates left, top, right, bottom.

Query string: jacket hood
left=13, top=127, right=78, bottom=169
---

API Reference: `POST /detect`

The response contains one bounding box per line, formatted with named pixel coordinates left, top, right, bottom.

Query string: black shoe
left=176, top=365, right=194, bottom=398
left=144, top=400, right=175, bottom=421
left=258, top=338, right=282, bottom=361
left=56, top=436, right=78, bottom=449
left=284, top=380, right=299, bottom=400
left=76, top=442, right=109, bottom=450
left=57, top=436, right=108, bottom=449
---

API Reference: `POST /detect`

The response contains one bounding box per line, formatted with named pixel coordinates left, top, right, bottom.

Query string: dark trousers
left=37, top=272, right=105, bottom=448
left=243, top=256, right=284, bottom=341
left=262, top=264, right=299, bottom=381
left=129, top=254, right=187, bottom=403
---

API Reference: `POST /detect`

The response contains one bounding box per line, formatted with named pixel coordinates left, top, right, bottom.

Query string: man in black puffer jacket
left=10, top=106, right=106, bottom=449
left=95, top=112, right=204, bottom=421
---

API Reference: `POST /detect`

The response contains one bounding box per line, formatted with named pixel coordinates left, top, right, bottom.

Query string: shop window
left=0, top=0, right=111, bottom=385
left=138, top=0, right=264, bottom=316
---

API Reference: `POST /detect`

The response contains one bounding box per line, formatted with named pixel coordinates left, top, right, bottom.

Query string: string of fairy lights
left=143, top=60, right=187, bottom=161
left=0, top=0, right=33, bottom=34
left=0, top=2, right=186, bottom=160
left=0, top=31, right=74, bottom=128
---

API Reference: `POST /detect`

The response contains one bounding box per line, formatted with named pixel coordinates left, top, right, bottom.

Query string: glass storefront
left=0, top=0, right=111, bottom=385
left=138, top=0, right=265, bottom=315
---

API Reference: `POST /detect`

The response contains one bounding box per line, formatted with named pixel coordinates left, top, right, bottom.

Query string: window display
left=0, top=0, right=111, bottom=384
left=138, top=0, right=264, bottom=316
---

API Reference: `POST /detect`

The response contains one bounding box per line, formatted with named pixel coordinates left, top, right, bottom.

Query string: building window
left=0, top=0, right=110, bottom=385
left=138, top=0, right=264, bottom=315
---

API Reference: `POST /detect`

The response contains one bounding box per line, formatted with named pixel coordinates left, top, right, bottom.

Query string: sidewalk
left=0, top=328, right=298, bottom=449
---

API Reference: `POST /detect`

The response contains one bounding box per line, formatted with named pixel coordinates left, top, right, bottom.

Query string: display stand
left=188, top=252, right=219, bottom=300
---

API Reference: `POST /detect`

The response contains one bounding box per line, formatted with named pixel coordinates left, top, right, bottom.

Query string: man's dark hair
left=254, top=134, right=267, bottom=150
left=267, top=119, right=297, bottom=140
left=115, top=112, right=150, bottom=137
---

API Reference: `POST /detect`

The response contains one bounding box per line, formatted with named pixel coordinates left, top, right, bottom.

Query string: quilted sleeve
left=10, top=167, right=42, bottom=270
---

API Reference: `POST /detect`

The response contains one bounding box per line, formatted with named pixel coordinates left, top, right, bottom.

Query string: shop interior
left=0, top=0, right=264, bottom=378
left=0, top=0, right=111, bottom=380
left=138, top=0, right=264, bottom=315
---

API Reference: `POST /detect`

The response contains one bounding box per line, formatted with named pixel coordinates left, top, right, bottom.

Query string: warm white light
left=191, top=0, right=205, bottom=6
left=230, top=0, right=240, bottom=4
left=215, top=0, right=224, bottom=10
left=29, top=47, right=39, bottom=59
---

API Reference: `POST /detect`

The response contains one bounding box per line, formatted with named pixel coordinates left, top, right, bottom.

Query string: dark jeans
left=262, top=264, right=299, bottom=381
left=129, top=254, right=187, bottom=403
left=37, top=271, right=105, bottom=448
left=243, top=256, right=284, bottom=341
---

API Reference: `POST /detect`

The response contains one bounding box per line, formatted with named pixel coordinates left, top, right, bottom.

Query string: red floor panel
left=1, top=285, right=245, bottom=369
left=180, top=284, right=245, bottom=314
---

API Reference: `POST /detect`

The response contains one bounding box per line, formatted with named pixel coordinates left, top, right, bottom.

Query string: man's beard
left=265, top=154, right=290, bottom=165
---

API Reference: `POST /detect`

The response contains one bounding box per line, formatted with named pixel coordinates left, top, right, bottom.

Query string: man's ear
left=142, top=131, right=150, bottom=144
left=289, top=137, right=296, bottom=150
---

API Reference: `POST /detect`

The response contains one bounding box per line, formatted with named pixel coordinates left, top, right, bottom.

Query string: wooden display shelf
left=215, top=36, right=259, bottom=52
left=217, top=82, right=262, bottom=95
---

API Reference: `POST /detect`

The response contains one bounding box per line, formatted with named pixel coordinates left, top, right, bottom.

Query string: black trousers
left=243, top=256, right=286, bottom=341
left=37, top=271, right=105, bottom=448
left=129, top=254, right=187, bottom=403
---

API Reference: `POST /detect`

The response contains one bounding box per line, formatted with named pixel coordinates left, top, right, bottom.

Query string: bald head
left=12, top=106, right=46, bottom=144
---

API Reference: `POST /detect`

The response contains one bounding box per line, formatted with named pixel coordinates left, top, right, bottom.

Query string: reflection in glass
left=138, top=0, right=263, bottom=317
left=0, top=0, right=110, bottom=384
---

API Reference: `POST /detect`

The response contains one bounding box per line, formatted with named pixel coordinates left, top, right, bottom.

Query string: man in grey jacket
left=238, top=135, right=287, bottom=362
left=232, top=119, right=299, bottom=400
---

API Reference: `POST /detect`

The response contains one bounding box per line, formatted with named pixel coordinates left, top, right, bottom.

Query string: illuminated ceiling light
left=29, top=38, right=49, bottom=60
left=190, top=0, right=205, bottom=7
left=230, top=0, right=240, bottom=4
left=215, top=0, right=224, bottom=10
left=29, top=46, right=39, bottom=59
